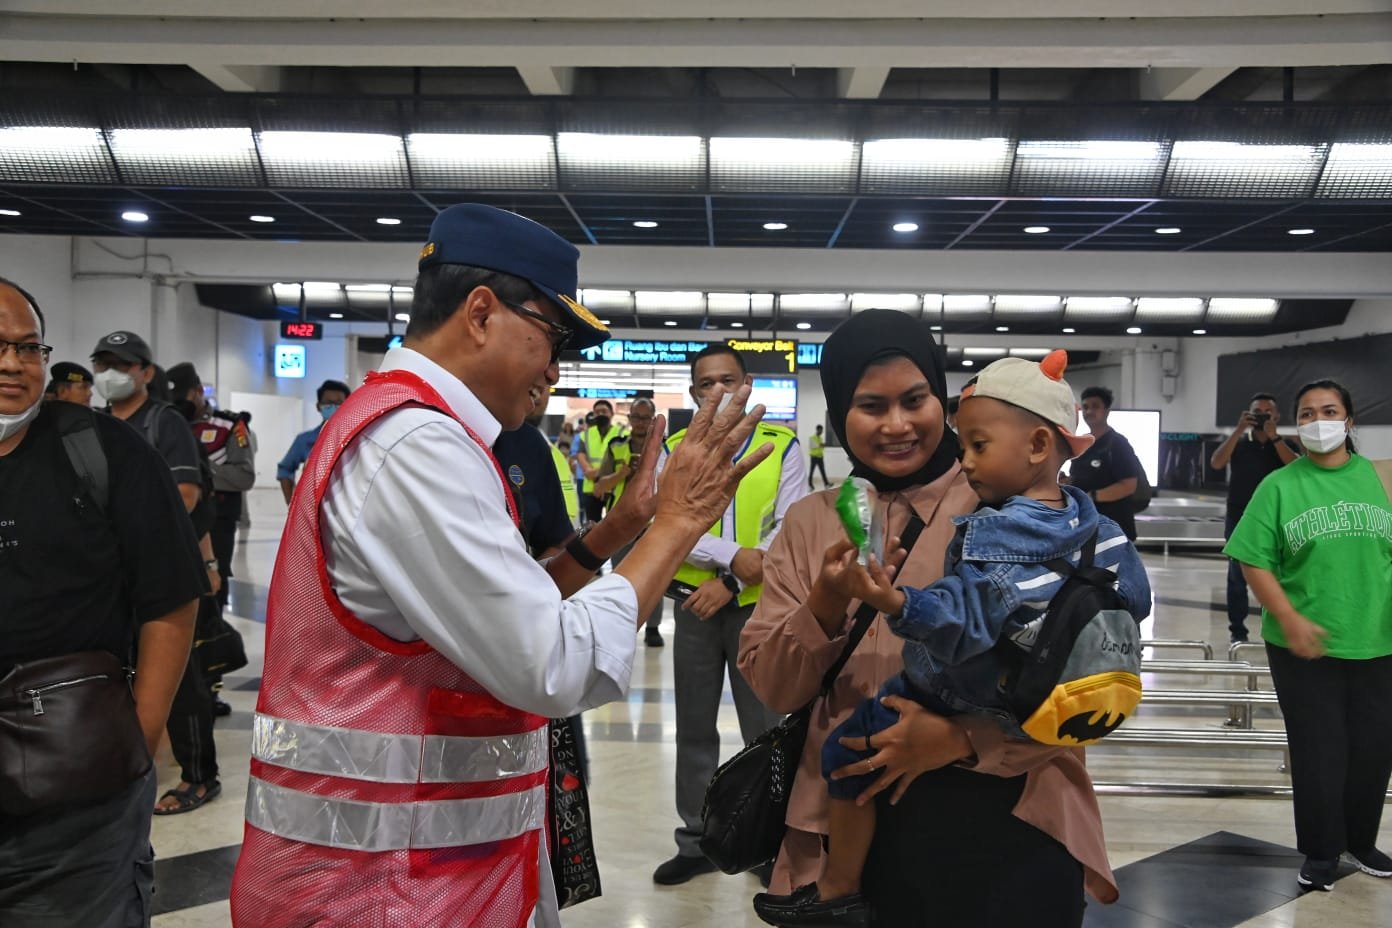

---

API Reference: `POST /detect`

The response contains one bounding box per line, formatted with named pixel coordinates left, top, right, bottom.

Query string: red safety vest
left=230, top=369, right=548, bottom=928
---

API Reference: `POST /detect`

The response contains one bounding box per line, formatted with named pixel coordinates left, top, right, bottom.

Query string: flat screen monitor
left=749, top=376, right=797, bottom=422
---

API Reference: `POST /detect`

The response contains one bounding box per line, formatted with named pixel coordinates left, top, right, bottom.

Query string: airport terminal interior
left=3, top=3, right=1392, bottom=927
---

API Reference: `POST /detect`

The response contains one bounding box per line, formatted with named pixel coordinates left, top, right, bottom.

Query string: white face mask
left=0, top=398, right=41, bottom=442
left=1297, top=419, right=1348, bottom=454
left=94, top=368, right=136, bottom=402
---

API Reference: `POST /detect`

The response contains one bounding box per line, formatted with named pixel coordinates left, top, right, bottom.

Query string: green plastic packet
left=835, top=476, right=883, bottom=567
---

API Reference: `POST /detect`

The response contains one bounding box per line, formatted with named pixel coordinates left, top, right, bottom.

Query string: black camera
left=1251, top=412, right=1271, bottom=427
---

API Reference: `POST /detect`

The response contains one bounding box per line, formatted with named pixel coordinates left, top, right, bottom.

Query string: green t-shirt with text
left=1224, top=455, right=1392, bottom=659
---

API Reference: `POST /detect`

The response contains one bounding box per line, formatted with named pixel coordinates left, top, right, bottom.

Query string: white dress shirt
left=319, top=347, right=640, bottom=927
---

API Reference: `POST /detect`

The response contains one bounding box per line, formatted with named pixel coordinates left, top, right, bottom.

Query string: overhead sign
left=280, top=320, right=324, bottom=341
left=797, top=342, right=824, bottom=368
left=551, top=387, right=656, bottom=399
left=579, top=338, right=713, bottom=364
left=274, top=344, right=307, bottom=379
left=726, top=338, right=797, bottom=374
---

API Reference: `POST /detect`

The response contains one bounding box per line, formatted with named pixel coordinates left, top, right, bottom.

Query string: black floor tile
left=151, top=844, right=240, bottom=916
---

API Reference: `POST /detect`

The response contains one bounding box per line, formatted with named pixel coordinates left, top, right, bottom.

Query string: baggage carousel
left=1135, top=493, right=1228, bottom=552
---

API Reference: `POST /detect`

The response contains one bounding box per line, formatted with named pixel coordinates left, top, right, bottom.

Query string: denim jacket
left=892, top=484, right=1152, bottom=722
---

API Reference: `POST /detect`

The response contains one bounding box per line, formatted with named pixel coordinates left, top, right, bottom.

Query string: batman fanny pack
left=997, top=530, right=1143, bottom=747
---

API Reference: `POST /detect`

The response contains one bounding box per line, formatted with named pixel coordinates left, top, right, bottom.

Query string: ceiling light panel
left=407, top=133, right=554, bottom=188
left=0, top=126, right=114, bottom=183
left=850, top=293, right=920, bottom=312
left=1064, top=297, right=1134, bottom=321
left=706, top=292, right=775, bottom=316
left=576, top=289, right=635, bottom=312
left=779, top=293, right=849, bottom=314
left=257, top=131, right=408, bottom=188
left=1008, top=348, right=1051, bottom=358
left=859, top=137, right=1011, bottom=194
left=992, top=295, right=1063, bottom=319
left=1166, top=141, right=1325, bottom=198
left=963, top=347, right=1007, bottom=358
left=1013, top=140, right=1164, bottom=196
left=942, top=295, right=993, bottom=318
left=1134, top=297, right=1206, bottom=321
left=1205, top=298, right=1279, bottom=322
left=1315, top=143, right=1392, bottom=198
left=635, top=291, right=705, bottom=314
left=558, top=133, right=704, bottom=191
left=709, top=137, right=856, bottom=194
left=109, top=128, right=260, bottom=186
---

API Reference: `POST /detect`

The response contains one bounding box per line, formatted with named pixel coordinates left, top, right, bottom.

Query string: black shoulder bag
left=699, top=515, right=927, bottom=874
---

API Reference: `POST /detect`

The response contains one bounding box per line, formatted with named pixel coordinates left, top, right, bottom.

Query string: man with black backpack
left=0, top=280, right=203, bottom=927
left=92, top=330, right=223, bottom=816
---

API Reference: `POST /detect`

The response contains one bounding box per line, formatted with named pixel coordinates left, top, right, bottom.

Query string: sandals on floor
left=153, top=780, right=222, bottom=816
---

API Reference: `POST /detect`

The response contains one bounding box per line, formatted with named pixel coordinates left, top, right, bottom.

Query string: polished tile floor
left=147, top=490, right=1391, bottom=928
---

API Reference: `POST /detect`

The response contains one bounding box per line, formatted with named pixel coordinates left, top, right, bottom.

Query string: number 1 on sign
left=784, top=351, right=794, bottom=373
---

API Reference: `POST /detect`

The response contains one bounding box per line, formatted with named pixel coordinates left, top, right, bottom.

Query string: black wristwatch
left=717, top=570, right=741, bottom=596
left=565, top=526, right=604, bottom=573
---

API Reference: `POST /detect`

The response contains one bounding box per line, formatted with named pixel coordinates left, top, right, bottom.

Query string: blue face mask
left=320, top=404, right=339, bottom=421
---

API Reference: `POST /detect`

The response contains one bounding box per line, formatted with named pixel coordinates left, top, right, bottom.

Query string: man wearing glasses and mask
left=232, top=204, right=776, bottom=927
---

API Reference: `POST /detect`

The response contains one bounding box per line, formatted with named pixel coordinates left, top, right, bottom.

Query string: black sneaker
left=1298, top=857, right=1338, bottom=893
left=753, top=883, right=872, bottom=928
left=1348, top=847, right=1392, bottom=878
left=645, top=626, right=665, bottom=648
left=652, top=854, right=717, bottom=885
left=212, top=697, right=233, bottom=718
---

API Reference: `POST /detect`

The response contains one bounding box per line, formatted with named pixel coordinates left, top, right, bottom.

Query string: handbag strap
left=816, top=514, right=926, bottom=698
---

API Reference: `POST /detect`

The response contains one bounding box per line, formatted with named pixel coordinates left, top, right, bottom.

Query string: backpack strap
left=817, top=514, right=927, bottom=698
left=1042, top=529, right=1098, bottom=578
left=50, top=403, right=110, bottom=517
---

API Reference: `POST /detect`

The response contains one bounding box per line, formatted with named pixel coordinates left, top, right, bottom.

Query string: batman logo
left=1056, top=710, right=1126, bottom=744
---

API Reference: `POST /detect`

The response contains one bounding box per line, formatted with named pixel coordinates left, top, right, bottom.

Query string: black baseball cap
left=48, top=361, right=93, bottom=388
left=417, top=203, right=609, bottom=350
left=91, top=330, right=153, bottom=365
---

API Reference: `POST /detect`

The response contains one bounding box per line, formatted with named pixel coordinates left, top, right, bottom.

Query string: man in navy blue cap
left=234, top=204, right=778, bottom=928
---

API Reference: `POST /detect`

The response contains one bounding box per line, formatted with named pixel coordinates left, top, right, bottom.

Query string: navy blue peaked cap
left=418, top=203, right=609, bottom=350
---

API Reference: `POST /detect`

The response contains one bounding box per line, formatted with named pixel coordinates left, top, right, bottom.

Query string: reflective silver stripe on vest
left=245, top=777, right=546, bottom=851
left=252, top=713, right=548, bottom=784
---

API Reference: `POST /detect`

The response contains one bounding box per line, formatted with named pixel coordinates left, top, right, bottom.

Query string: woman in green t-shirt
left=1225, top=379, right=1392, bottom=894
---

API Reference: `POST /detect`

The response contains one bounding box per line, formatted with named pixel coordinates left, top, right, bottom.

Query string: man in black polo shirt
left=1209, top=392, right=1301, bottom=642
left=0, top=278, right=203, bottom=927
left=1068, top=385, right=1145, bottom=541
left=92, top=330, right=223, bottom=815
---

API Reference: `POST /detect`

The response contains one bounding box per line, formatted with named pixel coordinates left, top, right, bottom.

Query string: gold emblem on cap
left=419, top=242, right=437, bottom=261
left=559, top=293, right=607, bottom=332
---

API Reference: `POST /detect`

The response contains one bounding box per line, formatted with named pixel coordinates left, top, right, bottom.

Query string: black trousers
left=1267, top=643, right=1392, bottom=861
left=808, top=457, right=829, bottom=488
left=862, top=765, right=1085, bottom=928
left=166, top=600, right=220, bottom=786
left=210, top=491, right=242, bottom=611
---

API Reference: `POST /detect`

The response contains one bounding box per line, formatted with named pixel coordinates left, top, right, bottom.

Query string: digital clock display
left=280, top=321, right=323, bottom=340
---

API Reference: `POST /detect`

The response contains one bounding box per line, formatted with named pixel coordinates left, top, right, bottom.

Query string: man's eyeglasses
left=501, top=300, right=573, bottom=365
left=0, top=340, right=52, bottom=364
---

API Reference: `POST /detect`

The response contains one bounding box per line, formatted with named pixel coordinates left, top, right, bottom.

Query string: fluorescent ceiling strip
left=1016, top=140, right=1161, bottom=161
left=1064, top=297, right=1134, bottom=319
left=709, top=138, right=854, bottom=171
left=993, top=295, right=1063, bottom=314
left=779, top=293, right=848, bottom=312
left=258, top=131, right=403, bottom=164
left=963, top=347, right=1007, bottom=357
left=0, top=126, right=103, bottom=152
left=407, top=133, right=551, bottom=162
left=635, top=291, right=704, bottom=313
left=345, top=284, right=394, bottom=293
left=1205, top=298, right=1278, bottom=321
left=706, top=293, right=774, bottom=314
left=1134, top=298, right=1205, bottom=321
left=110, top=127, right=254, bottom=158
left=942, top=295, right=992, bottom=315
left=1171, top=141, right=1321, bottom=163
left=558, top=133, right=702, bottom=167
left=850, top=293, right=919, bottom=312
left=576, top=289, right=634, bottom=310
left=1009, top=348, right=1051, bottom=358
left=861, top=137, right=1009, bottom=164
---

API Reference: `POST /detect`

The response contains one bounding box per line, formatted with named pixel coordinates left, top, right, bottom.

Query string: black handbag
left=195, top=600, right=248, bottom=678
left=698, top=515, right=926, bottom=874
left=0, top=650, right=152, bottom=816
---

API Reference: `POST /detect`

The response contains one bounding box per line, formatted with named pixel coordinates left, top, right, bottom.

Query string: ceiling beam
left=836, top=66, right=890, bottom=99
left=1139, top=66, right=1236, bottom=100
left=188, top=63, right=282, bottom=92
left=4, top=14, right=1389, bottom=69
left=516, top=65, right=575, bottom=96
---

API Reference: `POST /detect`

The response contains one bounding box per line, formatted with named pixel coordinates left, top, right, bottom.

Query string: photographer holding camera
left=1210, top=392, right=1300, bottom=642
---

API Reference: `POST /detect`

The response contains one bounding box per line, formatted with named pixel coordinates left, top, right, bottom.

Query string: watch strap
left=565, top=529, right=604, bottom=572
